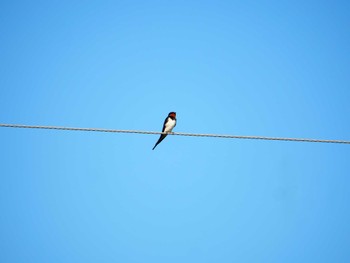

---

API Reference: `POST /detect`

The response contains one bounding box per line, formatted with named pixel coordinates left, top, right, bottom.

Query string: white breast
left=164, top=118, right=176, bottom=133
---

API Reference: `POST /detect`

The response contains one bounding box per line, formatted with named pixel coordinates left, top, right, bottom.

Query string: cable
left=0, top=123, right=349, bottom=144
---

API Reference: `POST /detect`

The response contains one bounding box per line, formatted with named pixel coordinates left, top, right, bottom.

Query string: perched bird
left=152, top=112, right=177, bottom=150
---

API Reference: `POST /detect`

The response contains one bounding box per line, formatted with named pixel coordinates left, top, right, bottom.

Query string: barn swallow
left=152, top=112, right=177, bottom=150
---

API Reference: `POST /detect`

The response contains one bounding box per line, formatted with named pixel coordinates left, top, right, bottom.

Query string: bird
left=152, top=112, right=177, bottom=150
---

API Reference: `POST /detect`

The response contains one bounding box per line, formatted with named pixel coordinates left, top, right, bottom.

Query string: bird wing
left=161, top=117, right=169, bottom=132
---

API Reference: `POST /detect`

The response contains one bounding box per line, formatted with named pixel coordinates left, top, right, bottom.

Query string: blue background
left=1, top=1, right=350, bottom=262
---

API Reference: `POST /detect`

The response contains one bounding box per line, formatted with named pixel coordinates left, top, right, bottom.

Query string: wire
left=0, top=123, right=349, bottom=144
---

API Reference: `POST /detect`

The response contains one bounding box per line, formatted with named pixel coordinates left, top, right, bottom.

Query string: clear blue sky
left=1, top=1, right=350, bottom=262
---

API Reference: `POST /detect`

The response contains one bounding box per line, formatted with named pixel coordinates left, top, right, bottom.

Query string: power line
left=0, top=123, right=349, bottom=145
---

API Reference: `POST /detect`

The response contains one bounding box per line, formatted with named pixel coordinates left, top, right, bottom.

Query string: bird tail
left=152, top=134, right=167, bottom=150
